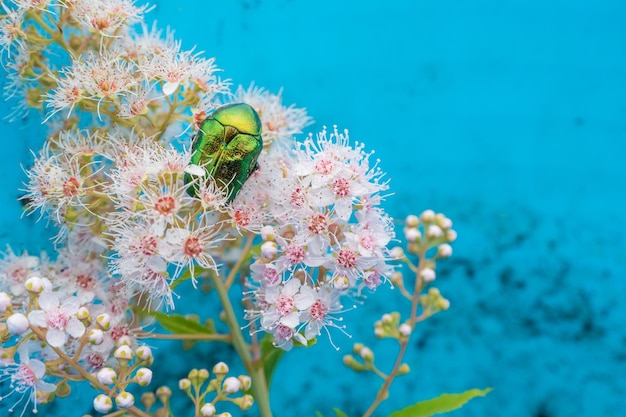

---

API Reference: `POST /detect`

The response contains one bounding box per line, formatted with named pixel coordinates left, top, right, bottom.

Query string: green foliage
left=153, top=312, right=215, bottom=335
left=387, top=388, right=492, bottom=417
left=258, top=334, right=285, bottom=385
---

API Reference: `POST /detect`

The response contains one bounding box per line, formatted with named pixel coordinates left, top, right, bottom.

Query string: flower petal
left=27, top=310, right=47, bottom=328
left=66, top=317, right=86, bottom=338
left=61, top=296, right=80, bottom=314
left=39, top=291, right=59, bottom=311
left=27, top=359, right=46, bottom=378
left=47, top=328, right=67, bottom=347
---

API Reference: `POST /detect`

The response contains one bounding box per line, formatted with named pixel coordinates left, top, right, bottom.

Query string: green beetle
left=185, top=103, right=263, bottom=202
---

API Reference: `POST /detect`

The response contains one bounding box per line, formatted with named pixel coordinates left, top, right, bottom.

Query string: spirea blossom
left=27, top=292, right=86, bottom=347
left=243, top=126, right=395, bottom=349
left=0, top=343, right=56, bottom=416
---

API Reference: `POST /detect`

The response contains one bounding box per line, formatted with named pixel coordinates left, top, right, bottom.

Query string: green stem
left=209, top=275, right=273, bottom=417
left=361, top=245, right=428, bottom=417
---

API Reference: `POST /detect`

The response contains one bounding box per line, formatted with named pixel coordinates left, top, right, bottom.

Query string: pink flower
left=28, top=292, right=85, bottom=348
left=0, top=343, right=56, bottom=416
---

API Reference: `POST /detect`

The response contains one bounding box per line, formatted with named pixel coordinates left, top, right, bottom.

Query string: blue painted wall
left=2, top=1, right=625, bottom=416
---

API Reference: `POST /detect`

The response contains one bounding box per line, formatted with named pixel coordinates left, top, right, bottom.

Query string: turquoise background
left=2, top=0, right=625, bottom=416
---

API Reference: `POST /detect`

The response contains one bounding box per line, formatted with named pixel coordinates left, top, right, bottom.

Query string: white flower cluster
left=240, top=126, right=395, bottom=350
left=0, top=0, right=229, bottom=123
left=0, top=246, right=148, bottom=415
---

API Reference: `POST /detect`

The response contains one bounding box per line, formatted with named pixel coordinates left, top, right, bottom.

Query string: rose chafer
left=185, top=103, right=263, bottom=202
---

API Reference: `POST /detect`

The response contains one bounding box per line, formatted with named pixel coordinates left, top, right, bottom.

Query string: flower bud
left=136, top=367, right=153, bottom=386
left=212, top=361, right=229, bottom=376
left=156, top=385, right=172, bottom=402
left=235, top=394, right=254, bottom=410
left=197, top=368, right=209, bottom=381
left=446, top=229, right=457, bottom=242
left=405, top=214, right=419, bottom=227
left=0, top=292, right=11, bottom=313
left=238, top=375, right=252, bottom=391
left=217, top=413, right=232, bottom=417
left=390, top=271, right=403, bottom=285
left=222, top=376, right=241, bottom=394
left=7, top=313, right=29, bottom=335
left=200, top=403, right=216, bottom=417
left=435, top=213, right=452, bottom=229
left=420, top=209, right=435, bottom=222
left=420, top=268, right=436, bottom=283
left=97, top=367, right=117, bottom=385
left=96, top=313, right=111, bottom=331
left=117, top=335, right=133, bottom=347
left=437, top=243, right=453, bottom=258
left=76, top=306, right=90, bottom=321
left=399, top=323, right=412, bottom=337
left=116, top=391, right=135, bottom=408
left=426, top=225, right=442, bottom=239
left=93, top=394, right=113, bottom=413
left=358, top=346, right=374, bottom=362
left=332, top=275, right=350, bottom=290
left=56, top=380, right=71, bottom=397
left=141, top=392, right=156, bottom=409
left=88, top=329, right=104, bottom=345
left=260, top=241, right=278, bottom=258
left=25, top=277, right=44, bottom=293
left=179, top=378, right=192, bottom=391
left=260, top=225, right=276, bottom=241
left=136, top=345, right=154, bottom=364
left=398, top=363, right=411, bottom=374
left=389, top=247, right=404, bottom=259
left=114, top=345, right=134, bottom=361
left=404, top=227, right=421, bottom=242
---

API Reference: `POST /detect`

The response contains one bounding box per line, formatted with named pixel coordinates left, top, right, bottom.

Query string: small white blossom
left=27, top=292, right=85, bottom=347
left=0, top=343, right=56, bottom=416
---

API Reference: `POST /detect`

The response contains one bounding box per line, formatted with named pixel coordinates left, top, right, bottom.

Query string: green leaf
left=259, top=334, right=285, bottom=386
left=332, top=408, right=348, bottom=417
left=152, top=312, right=214, bottom=335
left=387, top=388, right=492, bottom=417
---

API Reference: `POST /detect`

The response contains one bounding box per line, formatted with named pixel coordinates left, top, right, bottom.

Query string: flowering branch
left=0, top=1, right=489, bottom=416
